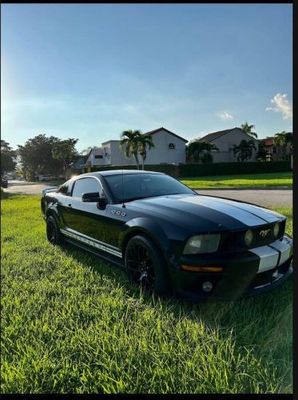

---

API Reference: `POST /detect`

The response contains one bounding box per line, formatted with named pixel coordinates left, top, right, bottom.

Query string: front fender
left=120, top=217, right=176, bottom=266
left=44, top=197, right=61, bottom=224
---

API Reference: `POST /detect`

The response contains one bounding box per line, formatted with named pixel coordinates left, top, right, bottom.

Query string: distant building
left=259, top=137, right=276, bottom=161
left=199, top=127, right=258, bottom=162
left=85, top=127, right=188, bottom=167
left=259, top=134, right=292, bottom=162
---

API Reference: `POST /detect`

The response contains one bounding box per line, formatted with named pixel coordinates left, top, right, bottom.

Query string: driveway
left=4, top=180, right=292, bottom=208
left=4, top=180, right=57, bottom=195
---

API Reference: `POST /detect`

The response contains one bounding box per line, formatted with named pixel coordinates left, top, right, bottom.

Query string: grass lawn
left=1, top=193, right=293, bottom=394
left=180, top=172, right=292, bottom=189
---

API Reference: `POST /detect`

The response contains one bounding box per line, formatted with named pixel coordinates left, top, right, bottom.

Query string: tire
left=124, top=235, right=172, bottom=296
left=46, top=215, right=63, bottom=245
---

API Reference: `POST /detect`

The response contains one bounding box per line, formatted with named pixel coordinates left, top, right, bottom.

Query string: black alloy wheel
left=124, top=235, right=171, bottom=296
left=46, top=215, right=63, bottom=245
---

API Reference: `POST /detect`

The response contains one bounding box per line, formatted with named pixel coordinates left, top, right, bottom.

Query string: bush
left=83, top=161, right=291, bottom=178
left=179, top=161, right=291, bottom=177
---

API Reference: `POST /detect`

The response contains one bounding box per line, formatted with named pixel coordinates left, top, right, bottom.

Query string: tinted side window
left=72, top=178, right=100, bottom=199
left=57, top=179, right=73, bottom=196
left=58, top=184, right=69, bottom=195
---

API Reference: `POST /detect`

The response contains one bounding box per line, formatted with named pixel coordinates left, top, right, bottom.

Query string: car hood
left=128, top=194, right=284, bottom=233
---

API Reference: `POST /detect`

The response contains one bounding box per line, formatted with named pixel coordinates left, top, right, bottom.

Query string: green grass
left=1, top=194, right=293, bottom=394
left=180, top=172, right=292, bottom=189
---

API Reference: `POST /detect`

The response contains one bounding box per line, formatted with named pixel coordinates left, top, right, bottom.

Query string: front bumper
left=170, top=235, right=293, bottom=301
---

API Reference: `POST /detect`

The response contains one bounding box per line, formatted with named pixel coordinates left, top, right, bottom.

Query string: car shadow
left=58, top=239, right=293, bottom=335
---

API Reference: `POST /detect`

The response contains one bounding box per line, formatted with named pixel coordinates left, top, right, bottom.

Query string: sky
left=1, top=4, right=293, bottom=153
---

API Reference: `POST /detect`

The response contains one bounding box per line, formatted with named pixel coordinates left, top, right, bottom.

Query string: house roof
left=260, top=137, right=275, bottom=146
left=144, top=127, right=188, bottom=143
left=102, top=140, right=121, bottom=145
left=102, top=127, right=188, bottom=144
left=198, top=127, right=241, bottom=143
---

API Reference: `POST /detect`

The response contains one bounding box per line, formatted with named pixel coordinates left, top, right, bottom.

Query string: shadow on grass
left=1, top=191, right=27, bottom=200
left=59, top=239, right=293, bottom=335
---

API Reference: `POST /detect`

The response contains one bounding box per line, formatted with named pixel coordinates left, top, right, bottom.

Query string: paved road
left=3, top=180, right=292, bottom=207
left=196, top=189, right=292, bottom=208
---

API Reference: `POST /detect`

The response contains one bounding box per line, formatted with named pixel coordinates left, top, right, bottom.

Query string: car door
left=64, top=176, right=103, bottom=236
left=62, top=176, right=123, bottom=253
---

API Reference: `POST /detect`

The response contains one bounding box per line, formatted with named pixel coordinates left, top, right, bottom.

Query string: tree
left=138, top=134, right=155, bottom=170
left=186, top=140, right=218, bottom=163
left=240, top=122, right=258, bottom=138
left=200, top=152, right=214, bottom=164
left=52, top=139, right=79, bottom=175
left=120, top=130, right=143, bottom=169
left=18, top=134, right=58, bottom=180
left=273, top=131, right=293, bottom=160
left=18, top=134, right=79, bottom=181
left=256, top=141, right=268, bottom=162
left=233, top=139, right=256, bottom=162
left=1, top=140, right=16, bottom=176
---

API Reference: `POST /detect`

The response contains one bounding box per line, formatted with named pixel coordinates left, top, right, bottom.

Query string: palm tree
left=240, top=122, right=258, bottom=138
left=273, top=131, right=293, bottom=160
left=138, top=134, right=155, bottom=170
left=256, top=141, right=268, bottom=162
left=233, top=139, right=256, bottom=162
left=186, top=140, right=218, bottom=163
left=120, top=130, right=142, bottom=169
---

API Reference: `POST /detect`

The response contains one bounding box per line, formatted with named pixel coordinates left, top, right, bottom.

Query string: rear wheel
left=124, top=235, right=171, bottom=296
left=46, top=215, right=63, bottom=245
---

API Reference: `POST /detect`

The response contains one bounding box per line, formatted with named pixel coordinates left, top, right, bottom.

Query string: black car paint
left=41, top=171, right=292, bottom=301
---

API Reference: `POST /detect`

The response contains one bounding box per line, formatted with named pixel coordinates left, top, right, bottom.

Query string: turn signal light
left=181, top=265, right=223, bottom=272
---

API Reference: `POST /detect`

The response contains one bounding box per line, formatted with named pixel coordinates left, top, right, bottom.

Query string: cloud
left=265, top=93, right=292, bottom=120
left=217, top=111, right=234, bottom=120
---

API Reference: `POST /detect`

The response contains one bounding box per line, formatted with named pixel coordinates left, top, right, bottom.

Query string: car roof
left=75, top=170, right=164, bottom=178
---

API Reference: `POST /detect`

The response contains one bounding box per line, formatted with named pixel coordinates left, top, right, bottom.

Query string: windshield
left=103, top=173, right=195, bottom=203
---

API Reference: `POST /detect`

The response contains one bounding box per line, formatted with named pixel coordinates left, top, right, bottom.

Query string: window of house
left=168, top=143, right=176, bottom=150
left=95, top=155, right=103, bottom=159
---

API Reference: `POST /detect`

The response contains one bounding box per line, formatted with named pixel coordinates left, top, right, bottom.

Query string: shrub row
left=83, top=161, right=291, bottom=178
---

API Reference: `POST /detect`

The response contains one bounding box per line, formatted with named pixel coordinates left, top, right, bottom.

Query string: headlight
left=273, top=222, right=280, bottom=238
left=183, top=234, right=221, bottom=254
left=244, top=229, right=254, bottom=247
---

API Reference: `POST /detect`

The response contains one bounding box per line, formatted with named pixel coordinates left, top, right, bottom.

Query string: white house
left=85, top=127, right=188, bottom=167
left=199, top=127, right=258, bottom=162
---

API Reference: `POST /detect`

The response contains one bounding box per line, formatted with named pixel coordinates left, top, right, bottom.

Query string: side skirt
left=64, top=237, right=124, bottom=269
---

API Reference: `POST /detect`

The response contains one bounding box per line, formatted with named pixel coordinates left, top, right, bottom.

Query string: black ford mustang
left=41, top=170, right=293, bottom=301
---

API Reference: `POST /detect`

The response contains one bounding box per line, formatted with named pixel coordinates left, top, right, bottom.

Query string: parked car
left=37, top=174, right=59, bottom=182
left=41, top=170, right=293, bottom=301
left=1, top=177, right=8, bottom=188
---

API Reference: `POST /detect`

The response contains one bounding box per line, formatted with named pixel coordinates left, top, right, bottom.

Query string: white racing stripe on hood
left=204, top=196, right=282, bottom=223
left=181, top=196, right=274, bottom=226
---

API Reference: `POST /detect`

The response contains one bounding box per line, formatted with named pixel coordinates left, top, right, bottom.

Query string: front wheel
left=124, top=235, right=172, bottom=296
left=46, top=215, right=63, bottom=245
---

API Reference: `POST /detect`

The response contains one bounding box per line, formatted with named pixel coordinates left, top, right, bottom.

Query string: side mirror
left=82, top=192, right=101, bottom=202
left=97, top=195, right=108, bottom=210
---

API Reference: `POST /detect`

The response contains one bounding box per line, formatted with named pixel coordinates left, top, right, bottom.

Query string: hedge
left=83, top=161, right=291, bottom=178
left=178, top=161, right=291, bottom=177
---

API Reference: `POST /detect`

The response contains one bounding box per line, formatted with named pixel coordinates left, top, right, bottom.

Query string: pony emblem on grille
left=259, top=229, right=271, bottom=238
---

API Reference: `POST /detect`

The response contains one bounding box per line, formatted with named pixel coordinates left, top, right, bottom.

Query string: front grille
left=220, top=220, right=286, bottom=252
